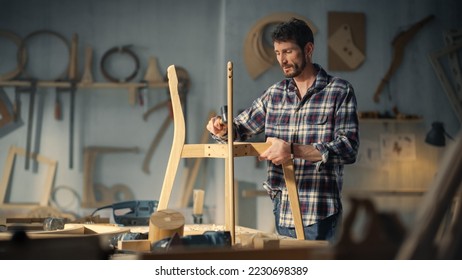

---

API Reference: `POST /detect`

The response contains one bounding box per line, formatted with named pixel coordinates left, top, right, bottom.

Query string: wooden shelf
left=359, top=117, right=423, bottom=124
left=345, top=188, right=426, bottom=196
left=0, top=80, right=168, bottom=89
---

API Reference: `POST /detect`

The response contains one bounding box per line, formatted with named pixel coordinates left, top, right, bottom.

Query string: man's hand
left=259, top=137, right=292, bottom=165
left=206, top=116, right=228, bottom=137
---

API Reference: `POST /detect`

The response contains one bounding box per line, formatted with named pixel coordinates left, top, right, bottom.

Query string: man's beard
left=282, top=58, right=307, bottom=78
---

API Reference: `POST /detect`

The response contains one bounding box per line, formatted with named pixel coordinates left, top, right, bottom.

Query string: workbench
left=117, top=223, right=331, bottom=260
left=0, top=221, right=330, bottom=259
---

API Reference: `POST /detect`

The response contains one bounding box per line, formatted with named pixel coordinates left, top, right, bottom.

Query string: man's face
left=274, top=41, right=306, bottom=78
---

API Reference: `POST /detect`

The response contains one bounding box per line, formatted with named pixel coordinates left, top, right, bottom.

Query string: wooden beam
left=157, top=65, right=185, bottom=211
left=225, top=61, right=236, bottom=243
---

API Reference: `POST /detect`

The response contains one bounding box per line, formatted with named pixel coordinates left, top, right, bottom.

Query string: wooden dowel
left=226, top=61, right=236, bottom=245
left=193, top=189, right=205, bottom=215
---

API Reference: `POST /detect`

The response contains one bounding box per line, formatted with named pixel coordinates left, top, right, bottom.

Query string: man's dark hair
left=271, top=18, right=314, bottom=51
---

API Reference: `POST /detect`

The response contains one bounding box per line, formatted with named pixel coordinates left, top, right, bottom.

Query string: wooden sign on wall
left=328, top=11, right=366, bottom=71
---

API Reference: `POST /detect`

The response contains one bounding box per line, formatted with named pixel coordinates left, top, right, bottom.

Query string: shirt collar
left=311, top=63, right=329, bottom=92
left=285, top=63, right=329, bottom=97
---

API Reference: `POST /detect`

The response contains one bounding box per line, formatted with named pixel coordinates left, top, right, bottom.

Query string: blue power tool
left=112, top=200, right=158, bottom=226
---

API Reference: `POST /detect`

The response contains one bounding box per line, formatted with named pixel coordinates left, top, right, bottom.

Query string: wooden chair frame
left=157, top=63, right=304, bottom=244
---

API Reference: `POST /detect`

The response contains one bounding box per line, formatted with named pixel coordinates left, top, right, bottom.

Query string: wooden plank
left=254, top=238, right=280, bottom=249
left=234, top=142, right=271, bottom=156
left=283, top=161, right=305, bottom=240
left=118, top=240, right=151, bottom=252
left=157, top=65, right=185, bottom=210
left=181, top=144, right=226, bottom=158
left=226, top=61, right=236, bottom=244
left=181, top=142, right=271, bottom=158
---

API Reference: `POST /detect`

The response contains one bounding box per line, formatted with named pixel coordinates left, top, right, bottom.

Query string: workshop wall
left=0, top=0, right=461, bottom=234
left=0, top=0, right=225, bottom=221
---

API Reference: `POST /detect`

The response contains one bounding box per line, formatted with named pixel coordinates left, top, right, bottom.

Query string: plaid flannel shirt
left=215, top=64, right=359, bottom=227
